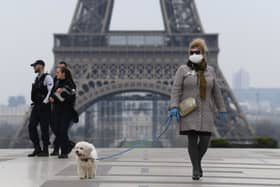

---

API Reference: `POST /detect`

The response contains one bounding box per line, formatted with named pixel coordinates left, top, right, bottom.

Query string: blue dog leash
left=96, top=116, right=173, bottom=161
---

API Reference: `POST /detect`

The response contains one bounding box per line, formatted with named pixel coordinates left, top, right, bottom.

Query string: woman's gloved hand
left=218, top=112, right=228, bottom=123
left=169, top=108, right=180, bottom=122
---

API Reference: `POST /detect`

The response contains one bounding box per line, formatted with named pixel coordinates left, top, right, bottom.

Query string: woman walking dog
left=169, top=38, right=227, bottom=180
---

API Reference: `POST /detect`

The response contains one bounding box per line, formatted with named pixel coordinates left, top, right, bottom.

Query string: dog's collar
left=80, top=158, right=94, bottom=162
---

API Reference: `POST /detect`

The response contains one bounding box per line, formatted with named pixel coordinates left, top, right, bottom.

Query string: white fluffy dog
left=74, top=141, right=98, bottom=179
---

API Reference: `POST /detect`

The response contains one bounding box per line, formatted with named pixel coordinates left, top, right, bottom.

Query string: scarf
left=187, top=60, right=207, bottom=100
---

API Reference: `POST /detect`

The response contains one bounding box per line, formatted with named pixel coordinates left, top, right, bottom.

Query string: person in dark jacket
left=28, top=60, right=53, bottom=157
left=50, top=67, right=77, bottom=159
left=50, top=61, right=76, bottom=156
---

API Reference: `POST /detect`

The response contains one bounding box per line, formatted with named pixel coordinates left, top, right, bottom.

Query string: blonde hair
left=188, top=38, right=208, bottom=54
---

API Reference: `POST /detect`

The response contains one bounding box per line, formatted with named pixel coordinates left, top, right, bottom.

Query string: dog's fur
left=74, top=141, right=97, bottom=179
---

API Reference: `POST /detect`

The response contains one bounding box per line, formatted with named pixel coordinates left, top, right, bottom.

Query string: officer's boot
left=66, top=140, right=75, bottom=155
left=28, top=144, right=42, bottom=157
left=37, top=144, right=49, bottom=157
left=50, top=145, right=59, bottom=156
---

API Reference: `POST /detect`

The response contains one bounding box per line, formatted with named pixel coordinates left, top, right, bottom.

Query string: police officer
left=28, top=60, right=54, bottom=157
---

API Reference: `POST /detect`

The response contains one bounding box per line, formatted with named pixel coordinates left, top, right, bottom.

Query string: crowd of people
left=28, top=60, right=78, bottom=159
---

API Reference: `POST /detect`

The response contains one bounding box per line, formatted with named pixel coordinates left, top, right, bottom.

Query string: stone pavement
left=1, top=148, right=280, bottom=187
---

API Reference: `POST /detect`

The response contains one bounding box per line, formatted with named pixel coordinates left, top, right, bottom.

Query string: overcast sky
left=0, top=0, right=279, bottom=105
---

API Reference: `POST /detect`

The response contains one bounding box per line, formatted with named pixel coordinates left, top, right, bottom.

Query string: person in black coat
left=49, top=67, right=78, bottom=159
left=28, top=60, right=54, bottom=157
left=50, top=61, right=77, bottom=156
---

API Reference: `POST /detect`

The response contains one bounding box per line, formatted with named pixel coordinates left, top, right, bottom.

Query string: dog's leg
left=85, top=168, right=88, bottom=179
left=79, top=165, right=86, bottom=180
left=88, top=161, right=95, bottom=179
left=88, top=166, right=93, bottom=179
left=84, top=163, right=90, bottom=179
left=93, top=161, right=96, bottom=178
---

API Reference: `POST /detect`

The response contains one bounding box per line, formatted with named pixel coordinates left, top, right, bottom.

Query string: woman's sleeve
left=212, top=70, right=226, bottom=112
left=170, top=66, right=184, bottom=108
left=61, top=81, right=76, bottom=103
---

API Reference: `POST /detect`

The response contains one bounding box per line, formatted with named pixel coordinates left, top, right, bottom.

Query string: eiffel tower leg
left=9, top=109, right=32, bottom=148
left=215, top=66, right=255, bottom=139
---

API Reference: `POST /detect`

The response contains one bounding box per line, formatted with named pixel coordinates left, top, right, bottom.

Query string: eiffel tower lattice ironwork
left=11, top=0, right=254, bottom=148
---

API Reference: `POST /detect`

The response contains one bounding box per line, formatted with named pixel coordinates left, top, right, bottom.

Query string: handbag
left=71, top=108, right=79, bottom=123
left=177, top=65, right=198, bottom=117
left=178, top=97, right=197, bottom=117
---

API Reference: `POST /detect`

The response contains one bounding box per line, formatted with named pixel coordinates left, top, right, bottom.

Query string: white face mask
left=189, top=54, right=203, bottom=64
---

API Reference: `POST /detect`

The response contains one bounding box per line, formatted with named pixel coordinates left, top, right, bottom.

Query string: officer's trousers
left=28, top=104, right=50, bottom=147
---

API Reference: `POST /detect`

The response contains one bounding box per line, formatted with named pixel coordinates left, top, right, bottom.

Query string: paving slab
left=0, top=148, right=280, bottom=187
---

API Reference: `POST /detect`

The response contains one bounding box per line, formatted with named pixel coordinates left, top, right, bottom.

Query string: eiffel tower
left=11, top=0, right=254, bottom=148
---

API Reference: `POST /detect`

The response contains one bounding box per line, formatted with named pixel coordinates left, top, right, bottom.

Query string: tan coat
left=170, top=64, right=226, bottom=133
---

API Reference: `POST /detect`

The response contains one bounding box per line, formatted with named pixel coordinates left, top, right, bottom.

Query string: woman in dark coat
left=50, top=67, right=77, bottom=159
left=50, top=62, right=77, bottom=156
left=169, top=38, right=227, bottom=180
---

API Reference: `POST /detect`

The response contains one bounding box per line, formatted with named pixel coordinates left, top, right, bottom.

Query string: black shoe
left=199, top=170, right=203, bottom=177
left=192, top=169, right=200, bottom=180
left=192, top=175, right=200, bottom=180
left=66, top=141, right=75, bottom=155
left=27, top=149, right=42, bottom=157
left=37, top=151, right=49, bottom=157
left=58, top=154, right=68, bottom=159
left=37, top=145, right=49, bottom=157
left=50, top=150, right=59, bottom=156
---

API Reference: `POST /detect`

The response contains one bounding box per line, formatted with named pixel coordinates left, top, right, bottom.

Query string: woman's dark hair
left=58, top=67, right=74, bottom=83
left=59, top=61, right=68, bottom=68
